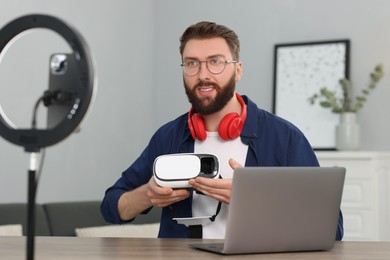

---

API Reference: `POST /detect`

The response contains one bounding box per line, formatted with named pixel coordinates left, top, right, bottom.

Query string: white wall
left=1, top=0, right=390, bottom=203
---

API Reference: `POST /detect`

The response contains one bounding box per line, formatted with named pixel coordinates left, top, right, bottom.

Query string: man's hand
left=146, top=177, right=190, bottom=208
left=188, top=158, right=242, bottom=204
left=118, top=177, right=190, bottom=221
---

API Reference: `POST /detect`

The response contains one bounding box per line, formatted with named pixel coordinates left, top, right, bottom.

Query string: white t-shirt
left=192, top=131, right=248, bottom=239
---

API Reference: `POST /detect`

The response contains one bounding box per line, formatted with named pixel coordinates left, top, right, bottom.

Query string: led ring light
left=0, top=14, right=95, bottom=152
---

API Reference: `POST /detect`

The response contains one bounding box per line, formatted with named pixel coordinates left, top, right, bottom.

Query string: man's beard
left=184, top=75, right=236, bottom=115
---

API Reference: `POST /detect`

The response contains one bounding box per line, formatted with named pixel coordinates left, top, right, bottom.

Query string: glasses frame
left=181, top=57, right=238, bottom=77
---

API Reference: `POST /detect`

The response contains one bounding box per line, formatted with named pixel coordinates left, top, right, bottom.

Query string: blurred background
left=0, top=0, right=389, bottom=203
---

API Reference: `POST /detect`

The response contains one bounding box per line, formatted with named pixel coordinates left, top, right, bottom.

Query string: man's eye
left=186, top=60, right=198, bottom=67
left=209, top=58, right=222, bottom=65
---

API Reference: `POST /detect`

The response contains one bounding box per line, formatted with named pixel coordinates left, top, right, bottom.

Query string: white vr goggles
left=153, top=153, right=219, bottom=188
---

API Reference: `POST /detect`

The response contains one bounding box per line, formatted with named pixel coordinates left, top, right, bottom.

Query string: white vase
left=335, top=112, right=360, bottom=151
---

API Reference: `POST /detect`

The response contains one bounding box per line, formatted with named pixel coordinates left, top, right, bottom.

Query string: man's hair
left=179, top=21, right=240, bottom=60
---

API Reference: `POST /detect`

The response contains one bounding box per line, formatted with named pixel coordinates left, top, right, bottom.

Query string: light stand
left=0, top=14, right=96, bottom=260
left=27, top=152, right=38, bottom=260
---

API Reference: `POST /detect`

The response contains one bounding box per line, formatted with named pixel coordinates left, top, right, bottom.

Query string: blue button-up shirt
left=100, top=95, right=343, bottom=240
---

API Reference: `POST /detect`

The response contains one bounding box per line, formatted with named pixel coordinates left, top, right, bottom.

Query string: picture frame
left=273, top=40, right=350, bottom=150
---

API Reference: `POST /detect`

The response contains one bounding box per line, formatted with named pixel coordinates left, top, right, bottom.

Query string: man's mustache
left=195, top=81, right=219, bottom=88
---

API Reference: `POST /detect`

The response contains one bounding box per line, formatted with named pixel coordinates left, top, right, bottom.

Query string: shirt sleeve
left=100, top=130, right=163, bottom=224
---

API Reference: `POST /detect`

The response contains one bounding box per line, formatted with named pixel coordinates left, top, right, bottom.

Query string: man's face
left=182, top=37, right=242, bottom=115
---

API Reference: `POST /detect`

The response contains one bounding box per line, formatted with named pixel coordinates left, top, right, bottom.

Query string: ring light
left=0, top=14, right=96, bottom=152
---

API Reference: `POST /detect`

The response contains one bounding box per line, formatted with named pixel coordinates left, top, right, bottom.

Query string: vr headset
left=153, top=153, right=219, bottom=188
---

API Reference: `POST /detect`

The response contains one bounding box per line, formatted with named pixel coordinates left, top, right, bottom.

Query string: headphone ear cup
left=188, top=115, right=197, bottom=140
left=188, top=93, right=247, bottom=141
left=218, top=112, right=242, bottom=140
left=190, top=113, right=207, bottom=141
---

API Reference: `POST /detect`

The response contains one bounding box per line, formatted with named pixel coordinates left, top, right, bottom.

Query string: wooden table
left=2, top=236, right=390, bottom=259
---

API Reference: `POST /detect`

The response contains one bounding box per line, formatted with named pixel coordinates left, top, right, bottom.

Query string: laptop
left=190, top=166, right=345, bottom=255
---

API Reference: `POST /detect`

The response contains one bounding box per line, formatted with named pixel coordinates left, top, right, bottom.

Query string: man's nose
left=198, top=61, right=210, bottom=79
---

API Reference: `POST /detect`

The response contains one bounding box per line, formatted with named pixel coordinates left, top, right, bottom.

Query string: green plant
left=308, top=64, right=384, bottom=113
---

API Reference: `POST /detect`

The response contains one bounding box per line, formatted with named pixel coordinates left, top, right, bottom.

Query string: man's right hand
left=146, top=177, right=190, bottom=208
left=118, top=177, right=190, bottom=221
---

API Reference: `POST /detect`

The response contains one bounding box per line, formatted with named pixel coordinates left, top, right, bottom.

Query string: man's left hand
left=188, top=158, right=242, bottom=204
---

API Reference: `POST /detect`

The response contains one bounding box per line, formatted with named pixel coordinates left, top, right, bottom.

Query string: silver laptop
left=190, top=166, right=345, bottom=255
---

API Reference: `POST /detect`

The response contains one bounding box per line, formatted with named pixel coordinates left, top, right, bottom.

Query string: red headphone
left=188, top=93, right=247, bottom=141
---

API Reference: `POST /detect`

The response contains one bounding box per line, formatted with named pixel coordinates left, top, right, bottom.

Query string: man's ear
left=235, top=62, right=243, bottom=82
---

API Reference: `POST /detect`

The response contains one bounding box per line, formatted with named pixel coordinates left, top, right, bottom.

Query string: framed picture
left=273, top=40, right=350, bottom=150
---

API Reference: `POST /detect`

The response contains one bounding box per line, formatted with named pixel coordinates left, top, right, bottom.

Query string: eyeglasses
left=181, top=57, right=238, bottom=77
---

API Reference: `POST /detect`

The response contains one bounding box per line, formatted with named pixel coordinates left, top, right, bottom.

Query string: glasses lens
left=206, top=57, right=226, bottom=74
left=182, top=60, right=199, bottom=76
